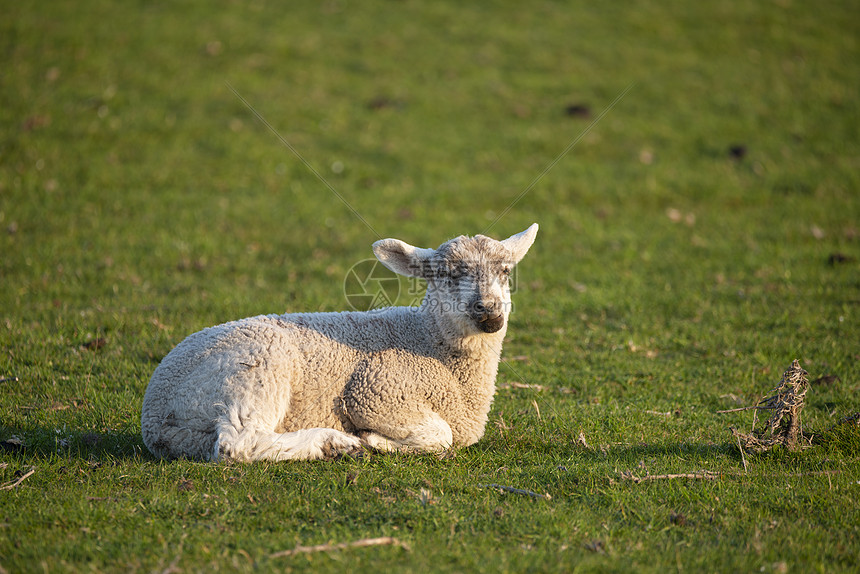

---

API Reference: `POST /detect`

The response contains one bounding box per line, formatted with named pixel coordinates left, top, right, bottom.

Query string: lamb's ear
left=500, top=223, right=539, bottom=264
left=372, top=238, right=435, bottom=278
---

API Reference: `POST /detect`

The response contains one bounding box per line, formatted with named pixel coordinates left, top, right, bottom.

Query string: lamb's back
left=143, top=307, right=436, bottom=437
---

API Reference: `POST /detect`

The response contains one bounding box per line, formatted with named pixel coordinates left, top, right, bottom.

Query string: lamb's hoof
left=319, top=433, right=363, bottom=460
left=328, top=443, right=369, bottom=461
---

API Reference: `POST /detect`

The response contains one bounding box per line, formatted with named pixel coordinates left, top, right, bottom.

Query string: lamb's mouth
left=475, top=314, right=505, bottom=333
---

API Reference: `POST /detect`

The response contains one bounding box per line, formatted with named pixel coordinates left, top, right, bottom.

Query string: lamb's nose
left=474, top=300, right=497, bottom=317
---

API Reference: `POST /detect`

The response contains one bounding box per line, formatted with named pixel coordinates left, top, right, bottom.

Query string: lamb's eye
left=436, top=267, right=457, bottom=282
left=501, top=266, right=511, bottom=277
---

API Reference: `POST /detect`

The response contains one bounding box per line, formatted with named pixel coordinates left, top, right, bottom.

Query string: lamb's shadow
left=0, top=423, right=152, bottom=462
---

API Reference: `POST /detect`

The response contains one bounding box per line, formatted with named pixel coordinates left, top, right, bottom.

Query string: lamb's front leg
left=358, top=412, right=453, bottom=453
left=343, top=352, right=460, bottom=453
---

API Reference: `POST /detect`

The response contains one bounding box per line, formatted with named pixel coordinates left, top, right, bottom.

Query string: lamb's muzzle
left=472, top=300, right=505, bottom=333
left=475, top=314, right=505, bottom=333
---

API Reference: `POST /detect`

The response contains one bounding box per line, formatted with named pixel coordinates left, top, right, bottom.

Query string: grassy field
left=2, top=0, right=859, bottom=571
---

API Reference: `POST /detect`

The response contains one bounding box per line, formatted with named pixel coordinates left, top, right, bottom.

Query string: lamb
left=141, top=223, right=538, bottom=461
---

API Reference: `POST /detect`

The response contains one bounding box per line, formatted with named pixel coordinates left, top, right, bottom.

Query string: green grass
left=2, top=0, right=859, bottom=571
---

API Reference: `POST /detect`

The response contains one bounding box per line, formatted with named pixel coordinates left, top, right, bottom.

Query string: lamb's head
left=373, top=224, right=538, bottom=337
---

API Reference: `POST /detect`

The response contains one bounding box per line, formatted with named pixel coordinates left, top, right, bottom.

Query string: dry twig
left=727, top=360, right=812, bottom=453
left=0, top=468, right=34, bottom=491
left=619, top=470, right=720, bottom=483
left=736, top=435, right=748, bottom=473
left=497, top=381, right=545, bottom=391
left=531, top=399, right=541, bottom=421
left=620, top=469, right=841, bottom=484
left=270, top=537, right=410, bottom=559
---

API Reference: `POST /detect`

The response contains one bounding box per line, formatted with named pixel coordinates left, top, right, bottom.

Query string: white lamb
left=141, top=224, right=538, bottom=461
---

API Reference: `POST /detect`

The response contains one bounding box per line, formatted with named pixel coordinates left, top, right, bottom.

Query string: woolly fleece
left=141, top=224, right=538, bottom=461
